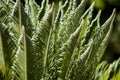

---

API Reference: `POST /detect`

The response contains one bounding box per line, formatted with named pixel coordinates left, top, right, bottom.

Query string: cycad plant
left=0, top=0, right=116, bottom=80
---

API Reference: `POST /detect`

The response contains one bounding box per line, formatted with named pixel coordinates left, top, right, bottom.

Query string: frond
left=11, top=0, right=34, bottom=37
left=31, top=4, right=54, bottom=79
left=94, top=58, right=120, bottom=80
left=0, top=23, right=16, bottom=80
left=0, top=0, right=116, bottom=80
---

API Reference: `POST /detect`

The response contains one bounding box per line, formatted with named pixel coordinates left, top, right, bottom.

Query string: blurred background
left=89, top=0, right=120, bottom=63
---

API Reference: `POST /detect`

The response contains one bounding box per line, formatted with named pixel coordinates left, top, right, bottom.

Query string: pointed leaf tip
left=112, top=8, right=116, bottom=20
left=109, top=8, right=116, bottom=22
left=101, top=8, right=116, bottom=30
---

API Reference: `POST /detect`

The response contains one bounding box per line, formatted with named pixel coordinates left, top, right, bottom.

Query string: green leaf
left=11, top=0, right=34, bottom=37
left=57, top=20, right=84, bottom=80
left=96, top=9, right=116, bottom=62
left=27, top=0, right=40, bottom=26
left=94, top=58, right=120, bottom=80
left=0, top=0, right=10, bottom=13
left=57, top=0, right=88, bottom=48
left=31, top=4, right=54, bottom=79
left=0, top=23, right=16, bottom=80
left=66, top=39, right=94, bottom=80
left=0, top=0, right=117, bottom=80
left=37, top=0, right=49, bottom=21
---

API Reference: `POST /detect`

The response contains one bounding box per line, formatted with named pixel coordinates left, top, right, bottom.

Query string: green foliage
left=94, top=58, right=120, bottom=80
left=0, top=0, right=116, bottom=80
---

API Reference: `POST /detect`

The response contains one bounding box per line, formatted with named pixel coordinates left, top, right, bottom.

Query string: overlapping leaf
left=0, top=0, right=116, bottom=80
